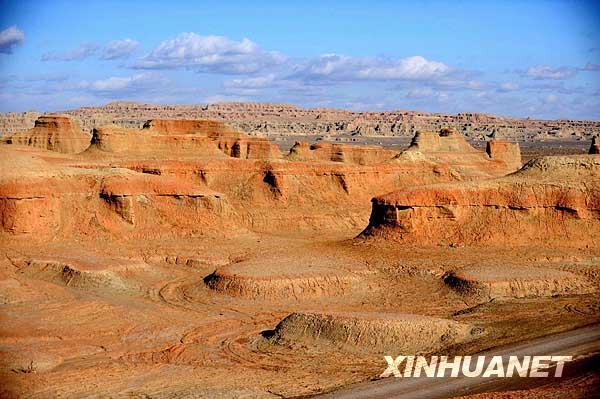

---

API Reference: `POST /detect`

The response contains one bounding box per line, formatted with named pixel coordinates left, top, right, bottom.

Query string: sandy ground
left=1, top=233, right=599, bottom=398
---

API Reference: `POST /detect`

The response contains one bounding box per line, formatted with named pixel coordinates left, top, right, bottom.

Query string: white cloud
left=223, top=74, right=278, bottom=89
left=0, top=26, right=25, bottom=54
left=134, top=33, right=286, bottom=74
left=79, top=72, right=165, bottom=94
left=291, top=54, right=451, bottom=82
left=42, top=43, right=99, bottom=61
left=357, top=56, right=449, bottom=80
left=406, top=87, right=450, bottom=103
left=101, top=39, right=139, bottom=60
left=525, top=65, right=577, bottom=80
left=292, top=54, right=365, bottom=80
left=498, top=82, right=519, bottom=92
left=42, top=39, right=139, bottom=62
left=430, top=78, right=486, bottom=91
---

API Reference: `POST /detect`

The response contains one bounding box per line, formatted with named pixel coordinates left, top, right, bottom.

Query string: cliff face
left=2, top=101, right=599, bottom=142
left=90, top=119, right=282, bottom=160
left=0, top=147, right=235, bottom=238
left=362, top=156, right=600, bottom=247
left=486, top=140, right=522, bottom=171
left=287, top=141, right=399, bottom=165
left=3, top=115, right=91, bottom=154
left=1, top=121, right=520, bottom=238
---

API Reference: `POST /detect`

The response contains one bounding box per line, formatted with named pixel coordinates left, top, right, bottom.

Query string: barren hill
left=1, top=101, right=599, bottom=142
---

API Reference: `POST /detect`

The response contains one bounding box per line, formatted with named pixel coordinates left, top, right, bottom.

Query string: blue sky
left=1, top=0, right=599, bottom=119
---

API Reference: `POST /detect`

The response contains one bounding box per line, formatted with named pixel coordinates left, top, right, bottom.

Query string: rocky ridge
left=1, top=101, right=598, bottom=142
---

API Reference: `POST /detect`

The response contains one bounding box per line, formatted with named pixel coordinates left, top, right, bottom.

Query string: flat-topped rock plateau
left=1, top=114, right=598, bottom=398
left=2, top=102, right=599, bottom=144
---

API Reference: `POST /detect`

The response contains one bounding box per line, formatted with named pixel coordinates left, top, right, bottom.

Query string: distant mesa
left=406, top=127, right=478, bottom=153
left=2, top=101, right=599, bottom=142
left=395, top=128, right=522, bottom=178
left=287, top=140, right=399, bottom=165
left=90, top=118, right=282, bottom=159
left=2, top=115, right=91, bottom=154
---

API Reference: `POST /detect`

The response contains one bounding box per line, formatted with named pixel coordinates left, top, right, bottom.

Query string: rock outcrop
left=265, top=312, right=476, bottom=354
left=90, top=119, right=281, bottom=159
left=0, top=147, right=235, bottom=239
left=362, top=155, right=600, bottom=247
left=444, top=266, right=595, bottom=300
left=2, top=115, right=91, bottom=153
left=486, top=139, right=522, bottom=170
left=287, top=141, right=399, bottom=165
left=1, top=124, right=523, bottom=239
left=2, top=101, right=599, bottom=142
left=396, top=128, right=522, bottom=177
left=590, top=136, right=600, bottom=154
left=407, top=128, right=477, bottom=153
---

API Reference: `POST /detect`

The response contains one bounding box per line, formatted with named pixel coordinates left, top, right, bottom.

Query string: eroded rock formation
left=1, top=122, right=524, bottom=239
left=1, top=113, right=599, bottom=398
left=2, top=115, right=91, bottom=153
left=90, top=119, right=281, bottom=159
left=287, top=141, right=399, bottom=165
left=486, top=139, right=522, bottom=171
left=2, top=101, right=598, bottom=142
left=264, top=312, right=476, bottom=354
left=0, top=147, right=234, bottom=239
left=363, top=155, right=600, bottom=247
left=395, top=128, right=522, bottom=178
left=590, top=136, right=600, bottom=154
left=444, top=265, right=594, bottom=300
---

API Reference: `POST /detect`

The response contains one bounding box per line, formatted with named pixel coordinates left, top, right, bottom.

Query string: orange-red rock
left=486, top=139, right=522, bottom=170
left=362, top=155, right=600, bottom=247
left=396, top=128, right=521, bottom=178
left=287, top=141, right=399, bottom=165
left=3, top=115, right=91, bottom=153
left=90, top=119, right=281, bottom=160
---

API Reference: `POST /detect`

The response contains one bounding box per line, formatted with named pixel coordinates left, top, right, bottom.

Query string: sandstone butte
left=362, top=155, right=600, bottom=247
left=1, top=113, right=599, bottom=398
left=1, top=115, right=91, bottom=154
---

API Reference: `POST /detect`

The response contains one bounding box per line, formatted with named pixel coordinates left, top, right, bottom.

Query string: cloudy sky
left=1, top=0, right=599, bottom=119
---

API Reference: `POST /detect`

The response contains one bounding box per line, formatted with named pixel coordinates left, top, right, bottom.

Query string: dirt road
left=316, top=323, right=600, bottom=399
